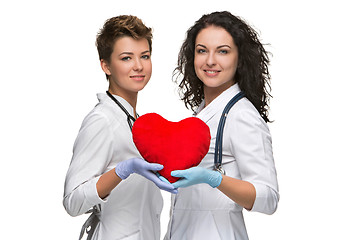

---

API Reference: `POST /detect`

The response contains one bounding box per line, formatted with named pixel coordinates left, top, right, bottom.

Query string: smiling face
left=101, top=36, right=152, bottom=101
left=194, top=25, right=238, bottom=104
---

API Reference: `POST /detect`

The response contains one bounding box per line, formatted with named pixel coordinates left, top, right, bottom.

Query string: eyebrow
left=119, top=50, right=150, bottom=56
left=196, top=44, right=232, bottom=49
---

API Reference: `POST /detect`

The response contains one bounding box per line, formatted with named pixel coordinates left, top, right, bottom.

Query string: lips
left=130, top=75, right=145, bottom=81
left=204, top=69, right=220, bottom=77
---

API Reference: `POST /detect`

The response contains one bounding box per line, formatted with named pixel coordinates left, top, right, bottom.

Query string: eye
left=141, top=54, right=150, bottom=60
left=219, top=49, right=228, bottom=54
left=121, top=56, right=131, bottom=61
left=196, top=48, right=206, bottom=54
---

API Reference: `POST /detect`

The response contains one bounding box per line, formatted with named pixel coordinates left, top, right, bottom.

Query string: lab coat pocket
left=211, top=211, right=237, bottom=240
left=211, top=210, right=248, bottom=240
left=170, top=210, right=222, bottom=240
left=117, top=230, right=140, bottom=240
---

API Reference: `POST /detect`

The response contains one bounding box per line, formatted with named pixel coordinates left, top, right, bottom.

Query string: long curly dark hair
left=174, top=11, right=272, bottom=122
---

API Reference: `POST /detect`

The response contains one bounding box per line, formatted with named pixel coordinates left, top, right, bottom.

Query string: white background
left=1, top=0, right=359, bottom=239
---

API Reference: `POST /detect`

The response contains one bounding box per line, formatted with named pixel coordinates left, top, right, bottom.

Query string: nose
left=206, top=52, right=216, bottom=67
left=133, top=57, right=143, bottom=71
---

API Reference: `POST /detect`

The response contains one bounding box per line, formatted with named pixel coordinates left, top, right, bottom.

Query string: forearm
left=217, top=175, right=256, bottom=210
left=96, top=168, right=122, bottom=199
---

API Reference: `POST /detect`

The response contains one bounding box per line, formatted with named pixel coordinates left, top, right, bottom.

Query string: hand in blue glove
left=171, top=167, right=223, bottom=188
left=155, top=172, right=179, bottom=194
left=115, top=158, right=178, bottom=194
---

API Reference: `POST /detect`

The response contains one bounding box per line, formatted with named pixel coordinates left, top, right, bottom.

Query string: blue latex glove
left=155, top=172, right=178, bottom=194
left=171, top=167, right=223, bottom=188
left=115, top=158, right=178, bottom=194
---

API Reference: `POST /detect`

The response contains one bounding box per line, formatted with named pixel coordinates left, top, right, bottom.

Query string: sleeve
left=229, top=107, right=279, bottom=215
left=63, top=111, right=113, bottom=217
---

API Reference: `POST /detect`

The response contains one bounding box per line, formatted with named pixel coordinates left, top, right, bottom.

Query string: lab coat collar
left=97, top=93, right=136, bottom=118
left=195, top=84, right=241, bottom=123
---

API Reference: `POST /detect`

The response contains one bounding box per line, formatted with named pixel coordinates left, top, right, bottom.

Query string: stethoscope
left=106, top=91, right=138, bottom=130
left=213, top=91, right=245, bottom=175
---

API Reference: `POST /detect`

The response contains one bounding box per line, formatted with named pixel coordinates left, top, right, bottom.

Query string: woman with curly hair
left=165, top=11, right=279, bottom=239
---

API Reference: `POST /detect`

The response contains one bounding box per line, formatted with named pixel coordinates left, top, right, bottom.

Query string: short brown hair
left=96, top=15, right=153, bottom=80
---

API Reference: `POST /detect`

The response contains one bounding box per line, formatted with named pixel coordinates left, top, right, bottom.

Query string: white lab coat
left=63, top=93, right=163, bottom=240
left=165, top=84, right=279, bottom=240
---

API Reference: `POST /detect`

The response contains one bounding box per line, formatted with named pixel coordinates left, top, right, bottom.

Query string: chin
left=133, top=84, right=148, bottom=92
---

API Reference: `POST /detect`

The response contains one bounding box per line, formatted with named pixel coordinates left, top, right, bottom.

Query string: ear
left=100, top=59, right=111, bottom=76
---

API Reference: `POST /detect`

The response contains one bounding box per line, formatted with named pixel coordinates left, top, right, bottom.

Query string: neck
left=108, top=88, right=138, bottom=113
left=204, top=92, right=217, bottom=107
left=203, top=82, right=236, bottom=107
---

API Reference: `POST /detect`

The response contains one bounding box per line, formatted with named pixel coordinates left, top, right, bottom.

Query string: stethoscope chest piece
left=214, top=165, right=226, bottom=175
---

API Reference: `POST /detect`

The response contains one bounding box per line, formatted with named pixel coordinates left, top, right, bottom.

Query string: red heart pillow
left=132, top=113, right=210, bottom=183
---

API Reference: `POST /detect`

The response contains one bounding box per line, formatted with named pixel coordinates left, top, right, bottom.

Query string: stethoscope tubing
left=214, top=91, right=245, bottom=174
left=106, top=91, right=138, bottom=130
